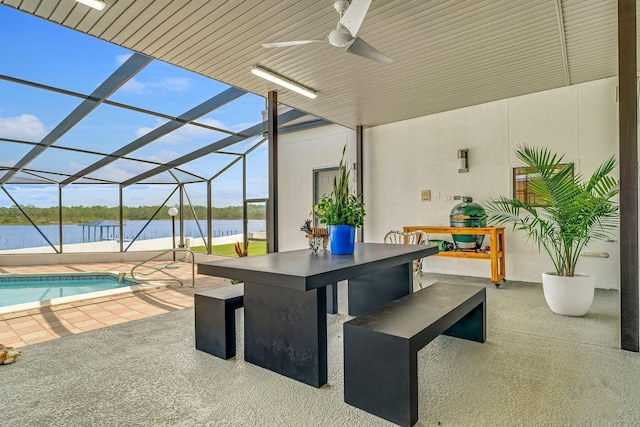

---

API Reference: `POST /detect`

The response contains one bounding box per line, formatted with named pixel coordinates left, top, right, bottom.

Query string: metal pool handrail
left=130, top=248, right=195, bottom=288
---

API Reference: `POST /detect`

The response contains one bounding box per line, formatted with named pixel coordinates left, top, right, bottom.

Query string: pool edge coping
left=0, top=271, right=167, bottom=316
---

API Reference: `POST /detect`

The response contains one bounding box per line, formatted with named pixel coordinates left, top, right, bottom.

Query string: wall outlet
left=435, top=192, right=441, bottom=200
left=453, top=195, right=461, bottom=200
left=421, top=190, right=431, bottom=201
left=443, top=195, right=451, bottom=201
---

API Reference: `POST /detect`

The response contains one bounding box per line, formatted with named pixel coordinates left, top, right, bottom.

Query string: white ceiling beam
left=554, top=0, right=571, bottom=86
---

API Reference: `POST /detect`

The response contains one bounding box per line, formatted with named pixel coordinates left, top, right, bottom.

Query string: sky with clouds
left=0, top=5, right=268, bottom=209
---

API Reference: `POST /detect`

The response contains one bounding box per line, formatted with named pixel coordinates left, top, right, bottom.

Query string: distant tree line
left=0, top=204, right=266, bottom=225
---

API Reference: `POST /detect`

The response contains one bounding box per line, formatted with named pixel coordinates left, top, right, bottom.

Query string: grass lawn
left=190, top=240, right=266, bottom=257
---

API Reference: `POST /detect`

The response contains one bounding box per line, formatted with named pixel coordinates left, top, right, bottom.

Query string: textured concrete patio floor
left=2, top=274, right=638, bottom=426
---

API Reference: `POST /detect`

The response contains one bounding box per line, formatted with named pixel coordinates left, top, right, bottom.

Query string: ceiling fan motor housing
left=334, top=0, right=350, bottom=14
left=328, top=25, right=354, bottom=47
left=261, top=0, right=391, bottom=63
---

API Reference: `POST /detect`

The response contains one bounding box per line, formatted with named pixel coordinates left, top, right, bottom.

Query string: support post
left=172, top=216, right=176, bottom=262
left=618, top=0, right=639, bottom=352
left=356, top=125, right=364, bottom=242
left=243, top=154, right=249, bottom=251
left=179, top=184, right=184, bottom=248
left=119, top=186, right=124, bottom=252
left=58, top=185, right=63, bottom=253
left=207, top=179, right=212, bottom=255
left=267, top=91, right=278, bottom=253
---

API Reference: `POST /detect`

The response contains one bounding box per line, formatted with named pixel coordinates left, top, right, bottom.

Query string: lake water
left=0, top=219, right=265, bottom=250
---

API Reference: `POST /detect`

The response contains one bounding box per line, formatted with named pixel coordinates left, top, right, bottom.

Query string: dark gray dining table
left=197, top=242, right=438, bottom=387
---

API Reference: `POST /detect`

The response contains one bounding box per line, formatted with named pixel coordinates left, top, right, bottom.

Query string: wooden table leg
left=489, top=230, right=498, bottom=283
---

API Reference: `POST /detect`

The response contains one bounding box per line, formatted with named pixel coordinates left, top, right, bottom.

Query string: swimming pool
left=0, top=273, right=148, bottom=314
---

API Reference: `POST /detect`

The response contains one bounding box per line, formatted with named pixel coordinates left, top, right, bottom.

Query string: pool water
left=0, top=274, right=138, bottom=308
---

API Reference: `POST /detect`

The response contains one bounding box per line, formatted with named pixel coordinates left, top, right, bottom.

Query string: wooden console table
left=403, top=225, right=506, bottom=286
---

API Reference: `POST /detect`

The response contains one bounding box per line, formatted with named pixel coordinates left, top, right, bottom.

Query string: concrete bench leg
left=326, top=282, right=338, bottom=314
left=344, top=325, right=417, bottom=427
left=195, top=295, right=240, bottom=359
left=443, top=299, right=486, bottom=343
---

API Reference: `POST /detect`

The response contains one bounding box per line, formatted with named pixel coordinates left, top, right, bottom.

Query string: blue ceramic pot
left=329, top=225, right=355, bottom=254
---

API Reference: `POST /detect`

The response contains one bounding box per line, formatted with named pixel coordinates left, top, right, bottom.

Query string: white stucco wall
left=279, top=77, right=620, bottom=289
left=278, top=126, right=356, bottom=252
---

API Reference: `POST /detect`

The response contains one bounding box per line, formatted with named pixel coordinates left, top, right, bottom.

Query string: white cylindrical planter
left=541, top=272, right=595, bottom=317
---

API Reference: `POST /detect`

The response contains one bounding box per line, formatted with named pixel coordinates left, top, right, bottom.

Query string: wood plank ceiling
left=0, top=0, right=623, bottom=129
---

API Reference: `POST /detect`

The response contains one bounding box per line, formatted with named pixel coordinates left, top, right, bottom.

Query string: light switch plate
left=421, top=190, right=431, bottom=201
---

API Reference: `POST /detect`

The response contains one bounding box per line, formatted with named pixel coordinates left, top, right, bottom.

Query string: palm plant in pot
left=484, top=145, right=619, bottom=316
left=315, top=145, right=365, bottom=254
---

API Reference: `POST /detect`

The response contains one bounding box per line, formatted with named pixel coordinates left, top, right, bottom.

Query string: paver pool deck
left=0, top=259, right=230, bottom=347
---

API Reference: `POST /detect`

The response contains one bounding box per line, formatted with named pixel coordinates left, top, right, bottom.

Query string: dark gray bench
left=194, top=284, right=244, bottom=359
left=343, top=282, right=486, bottom=427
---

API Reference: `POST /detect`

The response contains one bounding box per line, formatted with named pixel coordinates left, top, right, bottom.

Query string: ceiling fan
left=262, top=0, right=392, bottom=64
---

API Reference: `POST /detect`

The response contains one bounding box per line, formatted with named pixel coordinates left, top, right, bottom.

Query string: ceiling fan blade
left=346, top=37, right=393, bottom=64
left=340, top=0, right=372, bottom=37
left=262, top=40, right=325, bottom=48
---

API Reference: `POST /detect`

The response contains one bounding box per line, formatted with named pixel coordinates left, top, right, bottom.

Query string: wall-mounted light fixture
left=251, top=66, right=317, bottom=99
left=75, top=0, right=106, bottom=10
left=458, top=149, right=469, bottom=173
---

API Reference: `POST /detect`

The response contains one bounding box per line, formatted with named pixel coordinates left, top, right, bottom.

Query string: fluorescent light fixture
left=251, top=66, right=317, bottom=99
left=75, top=0, right=106, bottom=10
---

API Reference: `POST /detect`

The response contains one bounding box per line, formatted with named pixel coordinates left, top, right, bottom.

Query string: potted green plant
left=484, top=145, right=619, bottom=316
left=315, top=145, right=365, bottom=254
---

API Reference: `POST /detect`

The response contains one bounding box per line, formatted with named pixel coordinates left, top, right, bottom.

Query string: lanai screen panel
left=0, top=5, right=322, bottom=253
left=179, top=152, right=243, bottom=181
left=127, top=124, right=228, bottom=165
left=52, top=104, right=169, bottom=155
left=1, top=6, right=127, bottom=94
left=245, top=143, right=269, bottom=200
left=108, top=59, right=233, bottom=118
left=26, top=150, right=107, bottom=180
left=0, top=80, right=83, bottom=144
left=194, top=95, right=267, bottom=133
left=0, top=183, right=59, bottom=253
left=0, top=142, right=32, bottom=169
